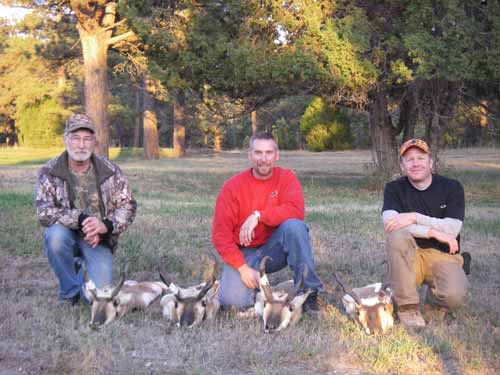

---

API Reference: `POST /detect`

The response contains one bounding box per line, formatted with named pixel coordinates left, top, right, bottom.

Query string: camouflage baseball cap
left=399, top=138, right=430, bottom=156
left=65, top=114, right=95, bottom=134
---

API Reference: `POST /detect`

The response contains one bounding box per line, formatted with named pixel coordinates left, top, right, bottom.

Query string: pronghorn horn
left=334, top=272, right=362, bottom=306
left=158, top=265, right=172, bottom=287
left=259, top=256, right=272, bottom=277
left=196, top=275, right=216, bottom=301
left=259, top=256, right=274, bottom=303
left=196, top=261, right=218, bottom=300
left=110, top=275, right=125, bottom=299
left=286, top=266, right=308, bottom=304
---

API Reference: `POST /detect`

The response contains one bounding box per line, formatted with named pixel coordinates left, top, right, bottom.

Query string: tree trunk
left=368, top=88, right=398, bottom=171
left=424, top=79, right=459, bottom=167
left=133, top=86, right=143, bottom=148
left=173, top=91, right=186, bottom=157
left=79, top=30, right=111, bottom=158
left=143, top=75, right=160, bottom=160
left=480, top=100, right=488, bottom=127
left=251, top=110, right=258, bottom=135
left=70, top=0, right=120, bottom=158
left=400, top=86, right=419, bottom=141
left=210, top=125, right=222, bottom=152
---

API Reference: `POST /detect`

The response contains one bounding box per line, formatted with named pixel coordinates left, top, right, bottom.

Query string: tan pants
left=385, top=229, right=469, bottom=309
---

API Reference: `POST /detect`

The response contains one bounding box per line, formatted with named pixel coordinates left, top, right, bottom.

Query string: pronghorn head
left=334, top=273, right=394, bottom=335
left=159, top=264, right=219, bottom=328
left=84, top=275, right=125, bottom=329
left=257, top=256, right=310, bottom=333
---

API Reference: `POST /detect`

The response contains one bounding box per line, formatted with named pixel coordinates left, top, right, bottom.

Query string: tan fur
left=160, top=281, right=220, bottom=327
left=85, top=280, right=168, bottom=328
left=341, top=282, right=394, bottom=335
left=256, top=275, right=310, bottom=333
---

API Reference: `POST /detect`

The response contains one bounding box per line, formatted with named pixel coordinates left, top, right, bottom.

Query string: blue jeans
left=44, top=224, right=113, bottom=302
left=218, top=219, right=323, bottom=309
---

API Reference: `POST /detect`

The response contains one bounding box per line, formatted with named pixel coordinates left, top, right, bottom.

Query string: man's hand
left=239, top=213, right=259, bottom=247
left=238, top=264, right=260, bottom=289
left=85, top=233, right=100, bottom=248
left=82, top=217, right=108, bottom=248
left=428, top=228, right=459, bottom=254
left=384, top=212, right=417, bottom=233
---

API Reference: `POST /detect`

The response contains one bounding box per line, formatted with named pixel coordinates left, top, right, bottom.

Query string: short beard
left=64, top=139, right=93, bottom=162
left=67, top=148, right=92, bottom=162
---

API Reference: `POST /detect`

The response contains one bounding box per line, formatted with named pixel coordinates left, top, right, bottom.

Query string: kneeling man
left=36, top=114, right=137, bottom=304
left=382, top=139, right=470, bottom=328
left=212, top=132, right=322, bottom=313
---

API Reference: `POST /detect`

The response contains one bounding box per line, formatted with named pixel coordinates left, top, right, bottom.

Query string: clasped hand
left=82, top=216, right=108, bottom=248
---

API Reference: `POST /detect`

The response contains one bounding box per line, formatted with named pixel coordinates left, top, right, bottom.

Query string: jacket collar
left=49, top=151, right=114, bottom=184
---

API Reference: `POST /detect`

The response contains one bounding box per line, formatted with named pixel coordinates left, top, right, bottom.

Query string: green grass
left=0, top=147, right=499, bottom=374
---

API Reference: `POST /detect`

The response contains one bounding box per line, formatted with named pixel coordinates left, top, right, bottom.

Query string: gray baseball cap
left=65, top=114, right=96, bottom=134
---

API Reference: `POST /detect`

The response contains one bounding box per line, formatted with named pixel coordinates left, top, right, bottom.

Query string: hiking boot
left=303, top=291, right=320, bottom=316
left=398, top=305, right=426, bottom=329
left=461, top=252, right=471, bottom=275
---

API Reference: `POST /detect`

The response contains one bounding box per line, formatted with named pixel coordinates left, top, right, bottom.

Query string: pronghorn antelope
left=334, top=273, right=394, bottom=335
left=254, top=256, right=311, bottom=333
left=158, top=264, right=220, bottom=327
left=83, top=275, right=168, bottom=329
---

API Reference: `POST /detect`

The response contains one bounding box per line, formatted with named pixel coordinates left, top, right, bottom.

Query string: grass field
left=0, top=147, right=499, bottom=375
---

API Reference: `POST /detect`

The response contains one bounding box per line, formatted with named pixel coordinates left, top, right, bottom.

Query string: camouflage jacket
left=35, top=151, right=137, bottom=251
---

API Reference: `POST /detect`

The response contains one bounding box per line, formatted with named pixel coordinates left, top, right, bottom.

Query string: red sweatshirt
left=212, top=167, right=305, bottom=269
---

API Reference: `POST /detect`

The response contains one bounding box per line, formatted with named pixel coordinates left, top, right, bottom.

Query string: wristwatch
left=252, top=210, right=261, bottom=221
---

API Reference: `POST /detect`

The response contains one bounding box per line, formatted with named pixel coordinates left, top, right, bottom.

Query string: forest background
left=1, top=0, right=499, bottom=169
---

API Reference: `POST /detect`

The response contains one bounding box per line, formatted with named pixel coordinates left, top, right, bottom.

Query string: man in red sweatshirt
left=212, top=132, right=322, bottom=311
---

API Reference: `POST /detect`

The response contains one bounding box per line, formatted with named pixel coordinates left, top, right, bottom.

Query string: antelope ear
left=342, top=295, right=357, bottom=315
left=168, top=283, right=181, bottom=294
left=83, top=280, right=97, bottom=302
left=290, top=291, right=310, bottom=310
left=259, top=273, right=271, bottom=288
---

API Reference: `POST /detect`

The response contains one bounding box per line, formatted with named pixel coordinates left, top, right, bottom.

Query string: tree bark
left=70, top=0, right=119, bottom=158
left=210, top=125, right=222, bottom=152
left=368, top=88, right=398, bottom=171
left=143, top=75, right=160, bottom=160
left=400, top=86, right=419, bottom=141
left=251, top=110, right=258, bottom=135
left=79, top=31, right=110, bottom=157
left=69, top=1, right=132, bottom=157
left=424, top=79, right=459, bottom=167
left=173, top=91, right=186, bottom=157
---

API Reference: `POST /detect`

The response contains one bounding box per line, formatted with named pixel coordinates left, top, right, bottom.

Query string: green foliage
left=272, top=117, right=298, bottom=150
left=17, top=98, right=66, bottom=147
left=300, top=97, right=351, bottom=151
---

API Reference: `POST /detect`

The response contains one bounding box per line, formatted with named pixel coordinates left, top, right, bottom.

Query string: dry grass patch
left=1, top=148, right=499, bottom=374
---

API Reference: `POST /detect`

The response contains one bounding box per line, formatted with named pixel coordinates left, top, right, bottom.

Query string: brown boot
left=398, top=304, right=426, bottom=329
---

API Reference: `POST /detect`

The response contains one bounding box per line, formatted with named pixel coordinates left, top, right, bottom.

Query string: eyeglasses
left=69, top=135, right=95, bottom=145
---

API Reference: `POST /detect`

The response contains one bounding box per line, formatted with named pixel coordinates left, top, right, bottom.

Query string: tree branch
left=101, top=18, right=127, bottom=32
left=107, top=31, right=135, bottom=46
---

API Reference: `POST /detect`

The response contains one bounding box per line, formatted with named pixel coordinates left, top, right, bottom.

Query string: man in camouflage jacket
left=35, top=114, right=137, bottom=304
